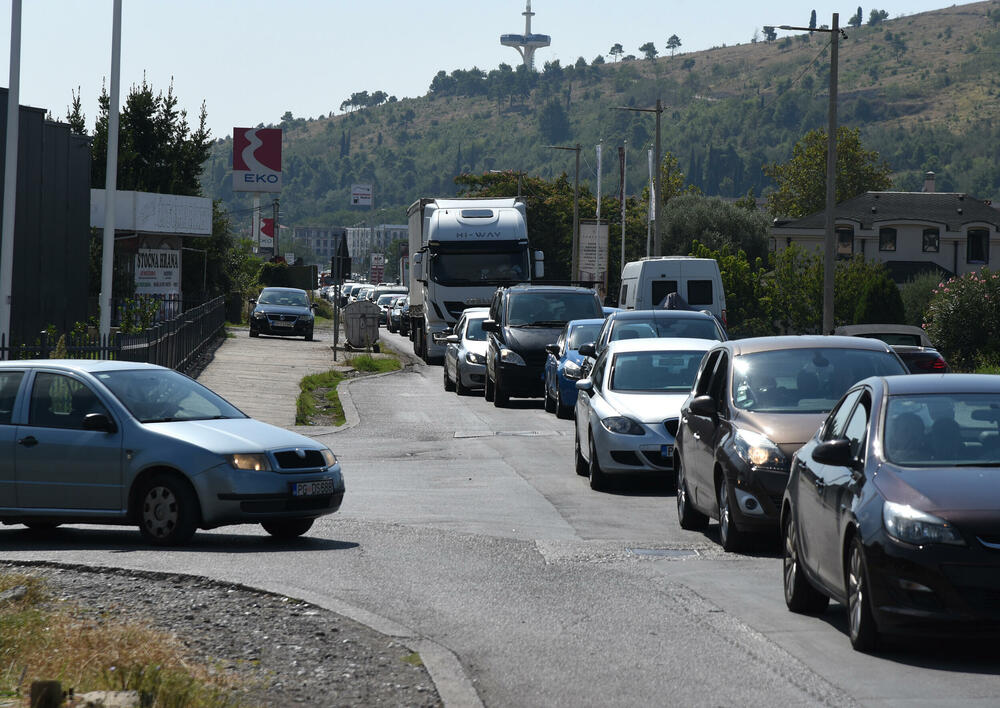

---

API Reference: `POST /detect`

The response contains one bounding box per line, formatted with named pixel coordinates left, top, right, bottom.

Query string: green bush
left=853, top=271, right=904, bottom=324
left=312, top=298, right=333, bottom=319
left=899, top=271, right=942, bottom=327
left=924, top=269, right=1000, bottom=371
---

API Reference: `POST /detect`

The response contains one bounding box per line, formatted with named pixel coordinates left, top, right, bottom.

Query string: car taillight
left=721, top=309, right=727, bottom=327
left=914, top=355, right=948, bottom=372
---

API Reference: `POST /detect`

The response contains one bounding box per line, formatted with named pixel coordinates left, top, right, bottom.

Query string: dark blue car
left=543, top=318, right=605, bottom=418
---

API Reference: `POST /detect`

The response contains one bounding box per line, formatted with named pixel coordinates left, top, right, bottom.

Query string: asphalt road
left=3, top=322, right=1000, bottom=707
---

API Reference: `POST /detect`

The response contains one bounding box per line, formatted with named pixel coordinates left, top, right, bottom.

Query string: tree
left=763, top=26, right=778, bottom=42
left=639, top=42, right=658, bottom=61
left=848, top=6, right=863, bottom=28
left=666, top=34, right=682, bottom=57
left=538, top=99, right=570, bottom=143
left=763, top=126, right=893, bottom=218
left=809, top=10, right=817, bottom=31
left=662, top=194, right=770, bottom=264
left=65, top=86, right=86, bottom=135
left=854, top=271, right=905, bottom=324
left=867, top=8, right=889, bottom=25
left=609, top=43, right=623, bottom=62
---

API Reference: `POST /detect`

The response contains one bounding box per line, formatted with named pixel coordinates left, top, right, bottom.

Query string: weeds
left=295, top=354, right=400, bottom=426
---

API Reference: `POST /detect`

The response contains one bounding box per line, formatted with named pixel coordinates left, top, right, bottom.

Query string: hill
left=201, top=1, right=1000, bottom=232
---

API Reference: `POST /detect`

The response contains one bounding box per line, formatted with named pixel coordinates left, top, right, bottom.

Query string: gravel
left=1, top=562, right=442, bottom=707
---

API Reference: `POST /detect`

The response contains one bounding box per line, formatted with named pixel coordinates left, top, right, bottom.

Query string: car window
left=707, top=352, right=729, bottom=406
left=465, top=318, right=487, bottom=341
left=693, top=350, right=722, bottom=396
left=96, top=368, right=246, bottom=423
left=687, top=280, right=714, bottom=306
left=885, top=393, right=1000, bottom=466
left=591, top=352, right=608, bottom=391
left=654, top=318, right=722, bottom=341
left=842, top=393, right=871, bottom=459
left=821, top=389, right=864, bottom=441
left=567, top=323, right=601, bottom=351
left=29, top=372, right=110, bottom=430
left=260, top=290, right=308, bottom=307
left=611, top=322, right=658, bottom=342
left=609, top=350, right=706, bottom=392
left=0, top=371, right=24, bottom=424
left=554, top=332, right=566, bottom=357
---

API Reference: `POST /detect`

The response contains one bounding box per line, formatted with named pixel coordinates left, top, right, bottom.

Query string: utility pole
left=780, top=14, right=845, bottom=334
left=272, top=198, right=280, bottom=259
left=547, top=143, right=581, bottom=283
left=0, top=0, right=21, bottom=353
left=615, top=100, right=663, bottom=255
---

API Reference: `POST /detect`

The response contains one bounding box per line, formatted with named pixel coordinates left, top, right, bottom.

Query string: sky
left=0, top=0, right=970, bottom=143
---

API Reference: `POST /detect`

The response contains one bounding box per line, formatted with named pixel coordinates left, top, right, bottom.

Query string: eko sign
left=232, top=128, right=282, bottom=192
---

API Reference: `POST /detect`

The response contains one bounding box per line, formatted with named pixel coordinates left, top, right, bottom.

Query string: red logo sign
left=233, top=128, right=282, bottom=192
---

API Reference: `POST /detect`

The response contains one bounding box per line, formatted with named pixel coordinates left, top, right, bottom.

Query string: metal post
left=823, top=14, right=839, bottom=334
left=572, top=143, right=580, bottom=284
left=273, top=198, right=280, bottom=259
left=0, top=0, right=21, bottom=352
left=621, top=141, right=627, bottom=275
left=252, top=195, right=260, bottom=252
left=99, top=0, right=123, bottom=338
left=653, top=98, right=663, bottom=256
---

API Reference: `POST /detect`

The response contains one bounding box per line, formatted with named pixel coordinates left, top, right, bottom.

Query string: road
left=3, top=323, right=1000, bottom=707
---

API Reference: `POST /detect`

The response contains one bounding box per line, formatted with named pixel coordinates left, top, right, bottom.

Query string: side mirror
left=413, top=252, right=424, bottom=282
left=545, top=344, right=560, bottom=356
left=578, top=342, right=596, bottom=358
left=248, top=298, right=257, bottom=305
left=534, top=250, right=545, bottom=279
left=576, top=379, right=594, bottom=392
left=82, top=413, right=117, bottom=433
left=482, top=320, right=499, bottom=333
left=811, top=438, right=857, bottom=468
left=688, top=395, right=717, bottom=418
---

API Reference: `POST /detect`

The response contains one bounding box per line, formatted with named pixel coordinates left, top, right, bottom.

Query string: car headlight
left=883, top=500, right=965, bottom=546
left=601, top=416, right=645, bottom=435
left=466, top=351, right=486, bottom=365
left=499, top=348, right=526, bottom=366
left=733, top=429, right=786, bottom=468
left=321, top=448, right=337, bottom=468
left=228, top=453, right=271, bottom=471
left=252, top=311, right=266, bottom=319
left=563, top=360, right=583, bottom=380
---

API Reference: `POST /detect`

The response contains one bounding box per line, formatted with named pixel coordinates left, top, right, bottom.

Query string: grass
left=401, top=652, right=423, bottom=667
left=295, top=354, right=401, bottom=426
left=0, top=573, right=246, bottom=707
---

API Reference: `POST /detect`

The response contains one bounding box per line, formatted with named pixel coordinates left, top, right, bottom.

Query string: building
left=346, top=223, right=408, bottom=278
left=770, top=175, right=1000, bottom=282
left=292, top=225, right=346, bottom=263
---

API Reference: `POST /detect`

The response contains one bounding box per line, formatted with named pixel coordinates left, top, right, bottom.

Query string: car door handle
left=17, top=436, right=38, bottom=447
left=813, top=478, right=825, bottom=491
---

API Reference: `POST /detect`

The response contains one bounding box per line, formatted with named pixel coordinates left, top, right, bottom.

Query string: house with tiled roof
left=769, top=173, right=1000, bottom=282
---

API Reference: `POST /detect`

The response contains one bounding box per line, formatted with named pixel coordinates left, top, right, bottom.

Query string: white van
left=618, top=257, right=726, bottom=323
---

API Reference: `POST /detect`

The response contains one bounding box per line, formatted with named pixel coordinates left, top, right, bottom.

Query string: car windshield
left=508, top=292, right=601, bottom=326
left=885, top=393, right=1000, bottom=467
left=377, top=294, right=397, bottom=306
left=567, top=323, right=603, bottom=350
left=732, top=348, right=906, bottom=413
left=611, top=317, right=721, bottom=343
left=258, top=290, right=309, bottom=307
left=465, top=318, right=487, bottom=341
left=97, top=369, right=247, bottom=423
left=610, top=350, right=706, bottom=392
left=429, top=250, right=529, bottom=284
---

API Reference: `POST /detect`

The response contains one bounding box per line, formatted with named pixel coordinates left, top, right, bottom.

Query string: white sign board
left=135, top=248, right=181, bottom=297
left=578, top=221, right=609, bottom=284
left=371, top=252, right=386, bottom=266
left=351, top=183, right=373, bottom=206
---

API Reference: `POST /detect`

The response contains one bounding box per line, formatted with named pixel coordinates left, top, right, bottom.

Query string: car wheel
left=22, top=522, right=61, bottom=531
left=589, top=437, right=607, bottom=491
left=783, top=513, right=829, bottom=613
left=305, top=329, right=314, bottom=341
left=249, top=329, right=259, bottom=338
left=485, top=373, right=495, bottom=401
left=262, top=518, right=315, bottom=539
left=717, top=475, right=745, bottom=552
left=847, top=537, right=879, bottom=652
left=455, top=366, right=469, bottom=396
left=138, top=473, right=199, bottom=546
left=493, top=372, right=509, bottom=407
left=676, top=456, right=708, bottom=530
left=544, top=385, right=556, bottom=413
left=555, top=387, right=573, bottom=420
left=574, top=427, right=589, bottom=476
left=443, top=365, right=455, bottom=392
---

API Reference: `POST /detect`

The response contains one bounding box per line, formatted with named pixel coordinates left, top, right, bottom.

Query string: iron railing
left=0, top=296, right=226, bottom=374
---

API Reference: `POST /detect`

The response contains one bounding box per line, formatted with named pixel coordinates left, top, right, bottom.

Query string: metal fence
left=0, top=296, right=226, bottom=373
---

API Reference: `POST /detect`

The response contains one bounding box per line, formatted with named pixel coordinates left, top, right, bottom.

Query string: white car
left=574, top=338, right=712, bottom=491
left=441, top=307, right=490, bottom=395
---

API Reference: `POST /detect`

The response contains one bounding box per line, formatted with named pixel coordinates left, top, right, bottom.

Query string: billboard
left=351, top=183, right=373, bottom=206
left=259, top=217, right=274, bottom=249
left=578, top=220, right=609, bottom=291
left=233, top=128, right=282, bottom=192
left=135, top=248, right=181, bottom=297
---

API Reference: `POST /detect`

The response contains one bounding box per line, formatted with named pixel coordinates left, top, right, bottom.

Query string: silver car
left=574, top=338, right=711, bottom=491
left=442, top=307, right=490, bottom=395
left=0, top=360, right=344, bottom=545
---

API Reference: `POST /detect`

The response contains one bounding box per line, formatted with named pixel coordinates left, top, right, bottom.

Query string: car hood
left=464, top=340, right=488, bottom=356
left=254, top=304, right=311, bottom=317
left=503, top=326, right=563, bottom=355
left=606, top=391, right=688, bottom=423
left=875, top=466, right=1000, bottom=534
left=731, top=410, right=826, bottom=456
left=146, top=417, right=324, bottom=455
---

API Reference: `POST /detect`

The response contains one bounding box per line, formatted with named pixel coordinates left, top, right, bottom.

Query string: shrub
left=899, top=271, right=941, bottom=326
left=924, top=269, right=1000, bottom=371
left=853, top=271, right=904, bottom=324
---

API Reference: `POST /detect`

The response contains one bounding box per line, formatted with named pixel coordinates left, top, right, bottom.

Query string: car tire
left=847, top=537, right=879, bottom=652
left=717, top=475, right=745, bottom=552
left=589, top=437, right=607, bottom=491
left=138, top=473, right=199, bottom=546
left=443, top=365, right=455, bottom=392
left=544, top=385, right=556, bottom=413
left=485, top=373, right=495, bottom=401
left=555, top=387, right=573, bottom=420
left=249, top=329, right=259, bottom=338
left=455, top=367, right=469, bottom=396
left=262, top=518, right=315, bottom=539
left=22, top=522, right=61, bottom=531
left=574, top=427, right=589, bottom=476
left=676, top=457, right=709, bottom=531
left=305, top=329, right=314, bottom=341
left=493, top=372, right=509, bottom=407
left=783, top=513, right=830, bottom=614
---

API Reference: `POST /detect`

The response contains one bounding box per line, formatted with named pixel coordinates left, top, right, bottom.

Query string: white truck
left=407, top=197, right=544, bottom=362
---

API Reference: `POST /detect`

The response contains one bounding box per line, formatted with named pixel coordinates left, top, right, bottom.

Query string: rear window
left=687, top=280, right=714, bottom=306
left=650, top=280, right=679, bottom=306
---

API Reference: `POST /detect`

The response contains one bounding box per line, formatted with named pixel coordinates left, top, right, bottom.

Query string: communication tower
left=500, top=0, right=551, bottom=71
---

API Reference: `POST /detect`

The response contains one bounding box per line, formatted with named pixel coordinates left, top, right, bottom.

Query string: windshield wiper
left=527, top=320, right=565, bottom=327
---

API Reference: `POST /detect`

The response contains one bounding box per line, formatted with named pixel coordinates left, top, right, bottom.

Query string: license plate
left=271, top=320, right=294, bottom=327
left=292, top=479, right=334, bottom=497
left=661, top=444, right=674, bottom=457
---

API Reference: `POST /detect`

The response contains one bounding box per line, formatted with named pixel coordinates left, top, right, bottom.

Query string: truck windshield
left=429, top=250, right=529, bottom=285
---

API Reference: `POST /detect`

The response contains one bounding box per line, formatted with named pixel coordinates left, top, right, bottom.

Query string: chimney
left=923, top=171, right=936, bottom=193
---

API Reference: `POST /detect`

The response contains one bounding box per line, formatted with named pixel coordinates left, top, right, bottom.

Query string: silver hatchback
left=0, top=360, right=345, bottom=545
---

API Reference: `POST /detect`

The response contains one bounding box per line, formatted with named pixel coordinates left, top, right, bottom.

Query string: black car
left=783, top=374, right=1000, bottom=651
left=249, top=287, right=316, bottom=340
left=674, top=336, right=908, bottom=551
left=834, top=324, right=950, bottom=374
left=484, top=285, right=604, bottom=407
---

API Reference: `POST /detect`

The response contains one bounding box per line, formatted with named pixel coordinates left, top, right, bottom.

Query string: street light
left=615, top=99, right=663, bottom=256
left=778, top=14, right=847, bottom=334
left=547, top=144, right=580, bottom=282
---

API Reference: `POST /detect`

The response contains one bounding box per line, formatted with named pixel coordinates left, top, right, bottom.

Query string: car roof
left=461, top=307, right=490, bottom=318
left=0, top=359, right=167, bottom=374
left=504, top=284, right=597, bottom=295
left=568, top=318, right=605, bottom=328
left=881, top=373, right=1000, bottom=395
left=719, top=335, right=895, bottom=356
left=610, top=309, right=716, bottom=322
left=606, top=338, right=714, bottom=355
left=261, top=286, right=308, bottom=294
